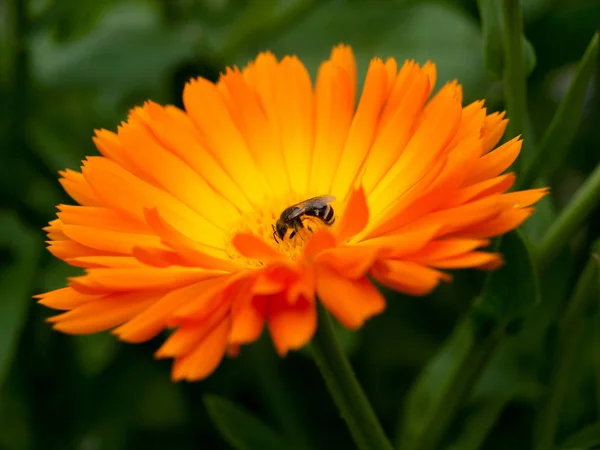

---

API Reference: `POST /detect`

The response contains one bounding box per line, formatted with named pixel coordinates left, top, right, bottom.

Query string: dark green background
left=1, top=0, right=599, bottom=449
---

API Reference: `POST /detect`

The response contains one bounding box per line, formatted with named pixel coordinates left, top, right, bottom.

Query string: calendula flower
left=38, top=45, right=547, bottom=381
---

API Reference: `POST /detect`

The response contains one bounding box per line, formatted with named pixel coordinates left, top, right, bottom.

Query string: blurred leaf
left=237, top=1, right=491, bottom=101
left=31, top=2, right=195, bottom=99
left=133, top=366, right=186, bottom=428
left=72, top=332, right=119, bottom=377
left=520, top=32, right=599, bottom=189
left=204, top=394, right=287, bottom=450
left=558, top=421, right=600, bottom=450
left=478, top=0, right=536, bottom=80
left=396, top=231, right=539, bottom=450
left=447, top=396, right=510, bottom=450
left=534, top=257, right=599, bottom=450
left=477, top=231, right=539, bottom=320
left=538, top=162, right=600, bottom=267
left=0, top=212, right=41, bottom=391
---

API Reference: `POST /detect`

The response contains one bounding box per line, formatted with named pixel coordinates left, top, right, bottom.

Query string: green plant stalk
left=407, top=318, right=504, bottom=450
left=501, top=0, right=529, bottom=160
left=534, top=258, right=599, bottom=450
left=518, top=32, right=599, bottom=189
left=310, top=305, right=394, bottom=450
left=538, top=163, right=600, bottom=267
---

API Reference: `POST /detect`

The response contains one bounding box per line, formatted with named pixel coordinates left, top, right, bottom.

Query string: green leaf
left=0, top=212, right=41, bottom=391
left=31, top=3, right=194, bottom=99
left=478, top=0, right=536, bottom=80
left=396, top=231, right=539, bottom=450
left=447, top=396, right=511, bottom=450
left=558, top=421, right=600, bottom=450
left=520, top=32, right=599, bottom=189
left=477, top=231, right=539, bottom=320
left=204, top=394, right=288, bottom=450
left=72, top=332, right=119, bottom=377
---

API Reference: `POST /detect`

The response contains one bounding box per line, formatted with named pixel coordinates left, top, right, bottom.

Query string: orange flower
left=38, top=45, right=547, bottom=381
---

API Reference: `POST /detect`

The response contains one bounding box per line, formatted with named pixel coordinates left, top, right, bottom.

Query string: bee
left=272, top=195, right=336, bottom=243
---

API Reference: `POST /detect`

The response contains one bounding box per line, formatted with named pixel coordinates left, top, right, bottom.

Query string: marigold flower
left=38, top=45, right=547, bottom=381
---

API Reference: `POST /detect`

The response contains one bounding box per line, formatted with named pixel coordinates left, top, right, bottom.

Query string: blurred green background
left=1, top=0, right=599, bottom=449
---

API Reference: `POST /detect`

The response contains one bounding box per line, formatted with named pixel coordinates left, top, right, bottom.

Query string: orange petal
left=368, top=81, right=463, bottom=215
left=58, top=169, right=100, bottom=206
left=70, top=266, right=227, bottom=293
left=303, top=229, right=336, bottom=260
left=66, top=256, right=141, bottom=269
left=232, top=233, right=282, bottom=261
left=171, top=318, right=230, bottom=381
left=499, top=188, right=549, bottom=208
left=82, top=157, right=225, bottom=248
left=183, top=77, right=272, bottom=204
left=57, top=205, right=147, bottom=232
left=61, top=224, right=165, bottom=255
left=48, top=292, right=160, bottom=334
left=370, top=259, right=450, bottom=296
left=336, top=186, right=369, bottom=244
left=229, top=282, right=267, bottom=345
left=310, top=60, right=354, bottom=195
left=145, top=102, right=255, bottom=213
left=452, top=173, right=516, bottom=206
left=36, top=287, right=102, bottom=310
left=316, top=265, right=385, bottom=329
left=330, top=58, right=389, bottom=198
left=481, top=111, right=508, bottom=154
left=408, top=238, right=490, bottom=261
left=467, top=136, right=522, bottom=184
left=48, top=240, right=111, bottom=260
left=116, top=118, right=240, bottom=227
left=219, top=69, right=290, bottom=196
left=144, top=208, right=239, bottom=270
left=114, top=278, right=230, bottom=342
left=456, top=208, right=534, bottom=239
left=363, top=61, right=431, bottom=194
left=330, top=44, right=357, bottom=104
left=358, top=222, right=441, bottom=258
left=425, top=251, right=503, bottom=269
left=274, top=56, right=314, bottom=194
left=268, top=294, right=316, bottom=356
left=316, top=245, right=379, bottom=279
left=131, top=246, right=184, bottom=268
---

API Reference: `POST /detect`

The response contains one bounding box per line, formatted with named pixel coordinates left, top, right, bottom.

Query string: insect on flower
left=272, top=195, right=336, bottom=243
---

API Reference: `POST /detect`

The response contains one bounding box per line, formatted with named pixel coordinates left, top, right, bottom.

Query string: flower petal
left=336, top=186, right=369, bottom=244
left=232, top=233, right=282, bottom=260
left=268, top=294, right=316, bottom=356
left=316, top=265, right=385, bottom=329
left=331, top=58, right=389, bottom=199
left=48, top=292, right=160, bottom=334
left=370, top=260, right=450, bottom=296
left=170, top=317, right=230, bottom=381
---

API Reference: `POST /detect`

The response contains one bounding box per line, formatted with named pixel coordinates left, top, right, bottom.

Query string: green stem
left=310, top=305, right=394, bottom=450
left=501, top=0, right=528, bottom=161
left=534, top=258, right=599, bottom=450
left=537, top=163, right=600, bottom=268
left=406, top=316, right=503, bottom=450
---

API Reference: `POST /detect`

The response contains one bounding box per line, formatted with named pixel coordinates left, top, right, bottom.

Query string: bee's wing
left=286, top=195, right=336, bottom=219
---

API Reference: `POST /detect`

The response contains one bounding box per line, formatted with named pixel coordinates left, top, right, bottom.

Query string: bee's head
left=273, top=220, right=288, bottom=241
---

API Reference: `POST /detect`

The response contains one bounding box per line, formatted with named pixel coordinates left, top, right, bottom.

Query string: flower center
left=225, top=195, right=338, bottom=265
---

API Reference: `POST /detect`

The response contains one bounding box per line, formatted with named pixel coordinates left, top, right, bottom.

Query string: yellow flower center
left=225, top=195, right=339, bottom=265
